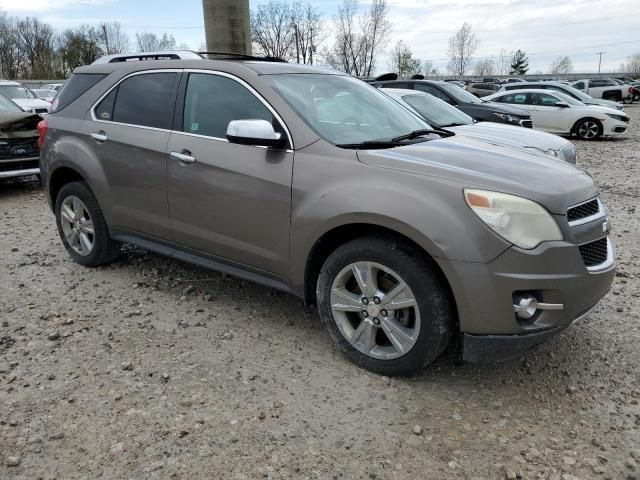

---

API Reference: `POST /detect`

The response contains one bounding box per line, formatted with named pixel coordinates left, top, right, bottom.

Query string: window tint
left=530, top=92, right=561, bottom=106
left=110, top=73, right=177, bottom=129
left=95, top=88, right=117, bottom=121
left=574, top=81, right=585, bottom=90
left=182, top=73, right=275, bottom=139
left=495, top=93, right=527, bottom=104
left=52, top=74, right=105, bottom=112
left=414, top=84, right=451, bottom=102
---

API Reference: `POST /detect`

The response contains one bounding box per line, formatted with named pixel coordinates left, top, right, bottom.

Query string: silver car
left=382, top=88, right=577, bottom=163
left=39, top=55, right=615, bottom=376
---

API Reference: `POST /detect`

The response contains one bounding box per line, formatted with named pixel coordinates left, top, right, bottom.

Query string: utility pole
left=596, top=51, right=605, bottom=74
left=292, top=23, right=300, bottom=64
left=202, top=0, right=251, bottom=55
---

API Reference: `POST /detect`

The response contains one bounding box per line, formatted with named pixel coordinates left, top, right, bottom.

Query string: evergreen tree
left=510, top=49, right=529, bottom=75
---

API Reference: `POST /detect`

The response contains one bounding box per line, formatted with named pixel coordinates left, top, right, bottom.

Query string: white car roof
left=490, top=88, right=561, bottom=95
left=380, top=88, right=425, bottom=97
left=0, top=80, right=22, bottom=86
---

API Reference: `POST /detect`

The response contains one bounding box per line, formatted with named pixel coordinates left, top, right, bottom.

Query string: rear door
left=86, top=70, right=179, bottom=239
left=165, top=71, right=294, bottom=279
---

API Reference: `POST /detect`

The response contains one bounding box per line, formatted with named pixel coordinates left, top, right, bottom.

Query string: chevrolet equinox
left=39, top=54, right=615, bottom=376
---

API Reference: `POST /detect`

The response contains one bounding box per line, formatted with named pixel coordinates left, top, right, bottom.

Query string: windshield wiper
left=438, top=122, right=465, bottom=127
left=391, top=127, right=454, bottom=142
left=336, top=140, right=404, bottom=149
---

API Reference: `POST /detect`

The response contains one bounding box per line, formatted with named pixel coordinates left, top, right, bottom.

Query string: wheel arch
left=48, top=166, right=87, bottom=210
left=302, top=222, right=455, bottom=312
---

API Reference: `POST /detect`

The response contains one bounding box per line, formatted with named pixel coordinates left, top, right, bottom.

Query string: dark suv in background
left=372, top=79, right=533, bottom=127
left=38, top=53, right=614, bottom=376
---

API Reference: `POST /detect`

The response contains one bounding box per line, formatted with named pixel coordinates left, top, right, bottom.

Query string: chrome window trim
left=567, top=197, right=605, bottom=227
left=89, top=68, right=294, bottom=150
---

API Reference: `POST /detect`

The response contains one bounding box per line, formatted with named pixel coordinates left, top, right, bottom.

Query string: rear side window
left=110, top=73, right=177, bottom=129
left=52, top=74, right=105, bottom=112
left=182, top=73, right=275, bottom=139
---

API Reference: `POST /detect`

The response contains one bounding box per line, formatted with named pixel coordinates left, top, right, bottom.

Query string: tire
left=623, top=97, right=633, bottom=104
left=55, top=181, right=120, bottom=266
left=574, top=118, right=603, bottom=140
left=317, top=236, right=453, bottom=377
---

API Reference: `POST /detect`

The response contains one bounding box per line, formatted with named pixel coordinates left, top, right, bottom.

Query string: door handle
left=170, top=150, right=196, bottom=165
left=90, top=131, right=108, bottom=142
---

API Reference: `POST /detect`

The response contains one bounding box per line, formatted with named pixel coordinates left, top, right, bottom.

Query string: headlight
left=464, top=189, right=563, bottom=249
left=493, top=113, right=520, bottom=124
left=605, top=113, right=628, bottom=122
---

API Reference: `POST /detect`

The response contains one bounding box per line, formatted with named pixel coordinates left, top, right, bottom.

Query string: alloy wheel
left=577, top=121, right=600, bottom=139
left=330, top=261, right=421, bottom=360
left=60, top=195, right=95, bottom=256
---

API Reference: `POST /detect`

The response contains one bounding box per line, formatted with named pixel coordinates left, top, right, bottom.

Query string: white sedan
left=382, top=88, right=578, bottom=163
left=483, top=89, right=629, bottom=140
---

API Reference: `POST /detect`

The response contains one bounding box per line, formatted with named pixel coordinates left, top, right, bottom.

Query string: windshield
left=0, top=85, right=36, bottom=99
left=552, top=84, right=593, bottom=101
left=400, top=93, right=473, bottom=127
left=265, top=74, right=429, bottom=145
left=439, top=82, right=483, bottom=104
left=0, top=94, right=22, bottom=113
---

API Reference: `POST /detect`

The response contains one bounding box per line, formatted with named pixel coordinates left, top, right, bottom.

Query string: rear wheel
left=317, top=236, right=453, bottom=376
left=55, top=181, right=120, bottom=266
left=574, top=118, right=602, bottom=140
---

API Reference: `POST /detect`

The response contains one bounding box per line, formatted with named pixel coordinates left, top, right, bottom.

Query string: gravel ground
left=1, top=108, right=639, bottom=480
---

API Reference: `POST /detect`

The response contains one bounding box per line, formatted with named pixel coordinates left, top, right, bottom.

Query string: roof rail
left=198, top=51, right=287, bottom=62
left=91, top=50, right=204, bottom=65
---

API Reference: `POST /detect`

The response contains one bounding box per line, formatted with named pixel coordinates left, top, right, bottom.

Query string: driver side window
left=182, top=73, right=277, bottom=139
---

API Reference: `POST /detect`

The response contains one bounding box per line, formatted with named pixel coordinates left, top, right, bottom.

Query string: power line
left=422, top=40, right=640, bottom=63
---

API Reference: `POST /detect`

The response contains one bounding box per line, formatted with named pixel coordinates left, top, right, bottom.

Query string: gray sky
left=1, top=0, right=638, bottom=74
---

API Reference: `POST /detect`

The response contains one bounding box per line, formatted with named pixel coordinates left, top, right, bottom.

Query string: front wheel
left=317, top=236, right=453, bottom=376
left=574, top=118, right=602, bottom=140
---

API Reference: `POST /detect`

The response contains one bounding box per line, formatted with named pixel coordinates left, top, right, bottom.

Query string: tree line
left=0, top=10, right=184, bottom=79
left=2, top=4, right=639, bottom=80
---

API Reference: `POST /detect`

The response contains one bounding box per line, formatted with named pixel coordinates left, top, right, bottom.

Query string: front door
left=528, top=92, right=573, bottom=132
left=166, top=72, right=294, bottom=279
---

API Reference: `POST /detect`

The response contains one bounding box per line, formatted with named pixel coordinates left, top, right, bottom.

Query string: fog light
left=513, top=295, right=564, bottom=320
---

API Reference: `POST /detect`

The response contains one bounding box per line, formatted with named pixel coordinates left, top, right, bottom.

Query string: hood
left=356, top=135, right=596, bottom=214
left=11, top=98, right=51, bottom=112
left=467, top=101, right=530, bottom=116
left=572, top=104, right=628, bottom=117
left=584, top=98, right=623, bottom=110
left=449, top=122, right=570, bottom=151
left=0, top=112, right=41, bottom=138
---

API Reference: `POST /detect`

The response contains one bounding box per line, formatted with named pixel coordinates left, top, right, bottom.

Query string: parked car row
left=31, top=51, right=616, bottom=376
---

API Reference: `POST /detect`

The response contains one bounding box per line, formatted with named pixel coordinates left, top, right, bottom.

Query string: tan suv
left=38, top=53, right=615, bottom=376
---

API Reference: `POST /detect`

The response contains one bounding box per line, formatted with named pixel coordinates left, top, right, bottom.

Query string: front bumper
left=0, top=155, right=40, bottom=179
left=436, top=234, right=615, bottom=362
left=603, top=118, right=629, bottom=136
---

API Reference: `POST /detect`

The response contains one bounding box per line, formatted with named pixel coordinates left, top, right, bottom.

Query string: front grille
left=579, top=237, right=608, bottom=267
left=0, top=138, right=39, bottom=160
left=567, top=198, right=599, bottom=223
left=0, top=159, right=39, bottom=173
left=520, top=119, right=534, bottom=129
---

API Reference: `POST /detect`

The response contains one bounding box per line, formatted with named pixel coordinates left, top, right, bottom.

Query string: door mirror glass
left=226, top=119, right=285, bottom=148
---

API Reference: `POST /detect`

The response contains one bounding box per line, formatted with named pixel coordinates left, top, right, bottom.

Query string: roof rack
left=197, top=51, right=287, bottom=62
left=92, top=50, right=204, bottom=64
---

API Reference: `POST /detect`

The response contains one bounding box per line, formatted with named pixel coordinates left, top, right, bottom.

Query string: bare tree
left=98, top=22, right=129, bottom=55
left=290, top=2, right=325, bottom=64
left=473, top=58, right=495, bottom=76
left=0, top=11, right=21, bottom=79
left=388, top=40, right=421, bottom=77
left=324, top=0, right=389, bottom=76
left=550, top=56, right=572, bottom=75
left=447, top=22, right=478, bottom=76
left=56, top=25, right=102, bottom=76
left=135, top=32, right=176, bottom=52
left=623, top=52, right=640, bottom=73
left=250, top=0, right=296, bottom=60
left=16, top=17, right=57, bottom=78
left=496, top=48, right=510, bottom=76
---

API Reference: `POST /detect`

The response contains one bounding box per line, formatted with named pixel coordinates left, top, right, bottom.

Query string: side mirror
left=226, top=119, right=286, bottom=148
left=554, top=102, right=569, bottom=108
